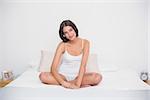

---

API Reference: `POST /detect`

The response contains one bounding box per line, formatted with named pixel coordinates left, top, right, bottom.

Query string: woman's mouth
left=69, top=36, right=73, bottom=38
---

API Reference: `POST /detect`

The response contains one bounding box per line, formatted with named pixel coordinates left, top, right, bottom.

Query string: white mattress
left=0, top=68, right=150, bottom=100
left=7, top=68, right=150, bottom=90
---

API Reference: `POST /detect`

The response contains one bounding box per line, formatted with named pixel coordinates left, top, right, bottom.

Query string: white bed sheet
left=0, top=68, right=150, bottom=100
left=7, top=68, right=150, bottom=90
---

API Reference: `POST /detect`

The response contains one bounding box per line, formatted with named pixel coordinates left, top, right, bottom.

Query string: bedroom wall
left=148, top=0, right=150, bottom=78
left=0, top=1, right=4, bottom=75
left=0, top=2, right=1, bottom=65
left=0, top=0, right=148, bottom=77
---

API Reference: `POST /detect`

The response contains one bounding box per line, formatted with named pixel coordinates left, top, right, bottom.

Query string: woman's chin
left=69, top=37, right=76, bottom=41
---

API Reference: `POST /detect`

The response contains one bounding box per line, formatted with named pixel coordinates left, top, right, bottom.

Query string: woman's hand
left=61, top=81, right=79, bottom=89
left=68, top=79, right=80, bottom=89
left=61, top=81, right=71, bottom=88
left=69, top=83, right=80, bottom=89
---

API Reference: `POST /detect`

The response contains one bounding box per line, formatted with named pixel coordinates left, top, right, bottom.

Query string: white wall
left=0, top=2, right=2, bottom=65
left=0, top=1, right=3, bottom=70
left=148, top=0, right=150, bottom=76
left=0, top=0, right=148, bottom=77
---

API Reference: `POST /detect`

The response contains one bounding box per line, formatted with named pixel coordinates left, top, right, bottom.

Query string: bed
left=0, top=67, right=150, bottom=100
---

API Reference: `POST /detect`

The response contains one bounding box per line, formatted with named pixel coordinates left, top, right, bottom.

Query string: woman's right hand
left=61, top=81, right=71, bottom=88
left=61, top=81, right=79, bottom=89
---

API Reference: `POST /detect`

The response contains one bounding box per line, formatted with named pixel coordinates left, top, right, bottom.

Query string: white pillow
left=39, top=50, right=54, bottom=72
left=39, top=50, right=100, bottom=73
left=86, top=54, right=100, bottom=73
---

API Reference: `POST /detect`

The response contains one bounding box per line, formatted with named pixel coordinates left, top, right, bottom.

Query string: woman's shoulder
left=54, top=42, right=65, bottom=52
left=57, top=41, right=65, bottom=48
left=81, top=38, right=90, bottom=45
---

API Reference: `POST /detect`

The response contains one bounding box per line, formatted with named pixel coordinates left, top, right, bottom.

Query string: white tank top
left=58, top=39, right=84, bottom=78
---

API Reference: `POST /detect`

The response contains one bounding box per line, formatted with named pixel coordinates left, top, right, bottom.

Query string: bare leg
left=39, top=72, right=66, bottom=85
left=81, top=72, right=102, bottom=87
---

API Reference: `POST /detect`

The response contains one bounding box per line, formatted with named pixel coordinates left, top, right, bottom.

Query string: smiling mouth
left=69, top=36, right=73, bottom=38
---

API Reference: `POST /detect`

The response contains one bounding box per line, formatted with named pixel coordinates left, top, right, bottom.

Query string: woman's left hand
left=68, top=79, right=80, bottom=89
left=69, top=83, right=80, bottom=89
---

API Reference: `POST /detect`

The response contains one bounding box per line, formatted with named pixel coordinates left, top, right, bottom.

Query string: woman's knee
left=91, top=73, right=102, bottom=85
left=39, top=72, right=46, bottom=82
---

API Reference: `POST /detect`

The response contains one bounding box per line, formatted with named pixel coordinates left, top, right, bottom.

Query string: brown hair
left=59, top=20, right=79, bottom=42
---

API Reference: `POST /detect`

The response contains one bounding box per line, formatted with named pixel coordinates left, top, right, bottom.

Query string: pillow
left=39, top=50, right=100, bottom=73
left=39, top=50, right=54, bottom=72
left=86, top=54, right=100, bottom=73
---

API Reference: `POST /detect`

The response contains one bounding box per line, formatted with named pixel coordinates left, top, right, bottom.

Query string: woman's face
left=63, top=26, right=76, bottom=41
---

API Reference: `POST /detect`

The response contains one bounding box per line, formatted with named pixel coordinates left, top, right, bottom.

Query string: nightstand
left=0, top=80, right=13, bottom=88
left=144, top=80, right=150, bottom=86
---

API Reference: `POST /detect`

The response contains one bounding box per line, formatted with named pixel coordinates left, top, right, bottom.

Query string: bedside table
left=0, top=80, right=13, bottom=88
left=144, top=80, right=150, bottom=86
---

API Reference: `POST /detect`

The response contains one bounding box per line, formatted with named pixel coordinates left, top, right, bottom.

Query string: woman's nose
left=68, top=32, right=73, bottom=36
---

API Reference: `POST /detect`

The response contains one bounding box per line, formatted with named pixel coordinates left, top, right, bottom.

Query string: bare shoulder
left=58, top=41, right=65, bottom=47
left=56, top=41, right=65, bottom=52
left=83, top=39, right=90, bottom=46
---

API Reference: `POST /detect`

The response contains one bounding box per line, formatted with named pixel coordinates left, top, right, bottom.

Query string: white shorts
left=59, top=72, right=77, bottom=81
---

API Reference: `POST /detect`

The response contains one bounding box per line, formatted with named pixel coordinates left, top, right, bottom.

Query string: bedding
left=0, top=67, right=150, bottom=100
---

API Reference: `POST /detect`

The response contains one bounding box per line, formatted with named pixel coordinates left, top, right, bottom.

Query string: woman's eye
left=69, top=29, right=72, bottom=32
left=64, top=32, right=67, bottom=34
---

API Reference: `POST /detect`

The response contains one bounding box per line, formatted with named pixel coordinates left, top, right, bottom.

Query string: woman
left=39, top=20, right=102, bottom=89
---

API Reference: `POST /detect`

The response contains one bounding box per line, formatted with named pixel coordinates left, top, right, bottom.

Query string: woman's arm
left=51, top=42, right=80, bottom=89
left=51, top=42, right=66, bottom=85
left=75, top=39, right=90, bottom=87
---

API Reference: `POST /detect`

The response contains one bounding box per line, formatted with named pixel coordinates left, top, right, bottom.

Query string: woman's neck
left=68, top=37, right=80, bottom=44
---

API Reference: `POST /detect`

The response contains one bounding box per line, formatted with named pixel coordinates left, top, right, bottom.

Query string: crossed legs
left=39, top=72, right=102, bottom=87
